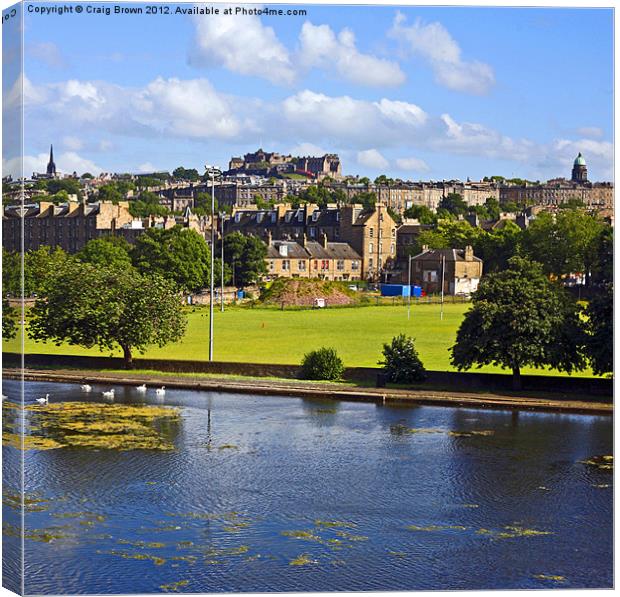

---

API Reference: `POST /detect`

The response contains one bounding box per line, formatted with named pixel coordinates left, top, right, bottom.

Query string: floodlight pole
left=407, top=254, right=412, bottom=321
left=440, top=254, right=445, bottom=321
left=206, top=166, right=222, bottom=361
left=220, top=212, right=225, bottom=312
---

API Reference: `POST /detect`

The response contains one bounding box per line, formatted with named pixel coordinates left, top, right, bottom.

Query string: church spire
left=46, top=144, right=56, bottom=177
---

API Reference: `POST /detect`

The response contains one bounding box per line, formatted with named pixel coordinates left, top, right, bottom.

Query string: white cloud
left=357, top=149, right=389, bottom=170
left=134, top=77, right=242, bottom=138
left=27, top=42, right=64, bottom=68
left=395, top=157, right=430, bottom=172
left=289, top=142, right=327, bottom=156
left=3, top=151, right=103, bottom=179
left=299, top=22, right=405, bottom=87
left=190, top=9, right=295, bottom=85
left=390, top=13, right=495, bottom=95
left=137, top=162, right=157, bottom=173
left=63, top=136, right=83, bottom=151
left=576, top=126, right=603, bottom=139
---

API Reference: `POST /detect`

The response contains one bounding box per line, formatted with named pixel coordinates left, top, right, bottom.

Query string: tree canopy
left=223, top=232, right=267, bottom=287
left=29, top=261, right=186, bottom=368
left=77, top=236, right=133, bottom=270
left=451, top=256, right=586, bottom=388
left=132, top=226, right=211, bottom=293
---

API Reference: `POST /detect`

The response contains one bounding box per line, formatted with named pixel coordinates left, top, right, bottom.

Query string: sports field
left=4, top=303, right=597, bottom=378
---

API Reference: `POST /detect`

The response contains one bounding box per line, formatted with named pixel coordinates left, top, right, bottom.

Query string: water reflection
left=1, top=379, right=613, bottom=594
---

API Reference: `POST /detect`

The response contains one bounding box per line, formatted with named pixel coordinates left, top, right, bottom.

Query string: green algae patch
left=290, top=553, right=317, bottom=566
left=335, top=530, right=368, bottom=541
left=223, top=522, right=251, bottom=533
left=118, top=539, right=165, bottom=549
left=160, top=580, right=189, bottom=592
left=407, top=525, right=468, bottom=533
left=15, top=402, right=180, bottom=451
left=218, top=444, right=238, bottom=450
left=281, top=530, right=323, bottom=542
left=390, top=424, right=495, bottom=438
left=315, top=408, right=338, bottom=414
left=476, top=525, right=552, bottom=539
left=3, top=490, right=49, bottom=512
left=99, top=549, right=166, bottom=565
left=314, top=520, right=357, bottom=529
left=580, top=455, right=613, bottom=471
left=534, top=574, right=566, bottom=582
left=3, top=522, right=74, bottom=543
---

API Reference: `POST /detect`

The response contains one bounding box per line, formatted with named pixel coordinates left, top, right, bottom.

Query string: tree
left=2, top=298, right=18, bottom=340
left=2, top=249, right=21, bottom=297
left=23, top=246, right=70, bottom=296
left=195, top=192, right=218, bottom=215
left=97, top=184, right=124, bottom=203
left=451, top=257, right=586, bottom=389
left=77, top=237, right=133, bottom=270
left=403, top=205, right=436, bottom=225
left=223, top=232, right=268, bottom=287
left=584, top=283, right=613, bottom=376
left=380, top=334, right=426, bottom=383
left=132, top=226, right=211, bottom=293
left=29, top=261, right=187, bottom=368
left=523, top=209, right=605, bottom=283
left=352, top=191, right=377, bottom=212
left=300, top=347, right=344, bottom=380
left=590, top=224, right=613, bottom=287
left=173, top=166, right=200, bottom=181
left=475, top=222, right=523, bottom=273
left=439, top=193, right=467, bottom=216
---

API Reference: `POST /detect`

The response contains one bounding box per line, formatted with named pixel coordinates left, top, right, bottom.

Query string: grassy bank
left=4, top=303, right=597, bottom=378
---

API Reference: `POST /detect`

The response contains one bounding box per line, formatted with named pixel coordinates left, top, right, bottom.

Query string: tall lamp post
left=205, top=165, right=222, bottom=361
left=407, top=254, right=412, bottom=321
left=220, top=211, right=225, bottom=313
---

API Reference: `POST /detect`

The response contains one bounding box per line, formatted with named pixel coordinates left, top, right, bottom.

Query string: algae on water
left=3, top=402, right=180, bottom=452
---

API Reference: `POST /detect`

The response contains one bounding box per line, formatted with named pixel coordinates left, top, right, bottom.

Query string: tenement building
left=499, top=153, right=613, bottom=210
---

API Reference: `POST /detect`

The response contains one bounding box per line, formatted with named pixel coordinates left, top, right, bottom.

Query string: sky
left=2, top=2, right=614, bottom=182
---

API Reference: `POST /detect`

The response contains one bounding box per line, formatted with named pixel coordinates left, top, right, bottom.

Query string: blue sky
left=3, top=3, right=614, bottom=181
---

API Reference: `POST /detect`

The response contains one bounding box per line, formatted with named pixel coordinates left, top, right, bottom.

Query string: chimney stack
left=322, top=233, right=328, bottom=249
left=465, top=245, right=474, bottom=261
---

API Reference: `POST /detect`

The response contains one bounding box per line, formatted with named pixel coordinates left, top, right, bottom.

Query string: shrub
left=300, top=347, right=344, bottom=381
left=380, top=334, right=426, bottom=383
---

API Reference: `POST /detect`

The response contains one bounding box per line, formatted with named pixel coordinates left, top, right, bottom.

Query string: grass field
left=3, top=303, right=597, bottom=378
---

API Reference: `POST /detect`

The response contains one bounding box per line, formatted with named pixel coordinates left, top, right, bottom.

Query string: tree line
left=2, top=227, right=268, bottom=368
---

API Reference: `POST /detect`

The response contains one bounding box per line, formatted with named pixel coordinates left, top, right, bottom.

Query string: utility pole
left=407, top=254, right=412, bottom=321
left=440, top=253, right=445, bottom=321
left=220, top=212, right=225, bottom=313
left=205, top=165, right=222, bottom=361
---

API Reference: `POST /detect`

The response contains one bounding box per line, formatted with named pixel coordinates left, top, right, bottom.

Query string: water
left=2, top=379, right=613, bottom=594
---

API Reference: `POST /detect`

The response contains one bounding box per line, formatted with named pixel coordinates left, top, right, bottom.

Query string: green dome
left=574, top=153, right=586, bottom=166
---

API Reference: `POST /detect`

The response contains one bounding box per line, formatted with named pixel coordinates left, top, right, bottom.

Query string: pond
left=2, top=379, right=613, bottom=594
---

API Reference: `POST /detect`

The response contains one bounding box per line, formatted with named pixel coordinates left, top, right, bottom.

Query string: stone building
left=266, top=235, right=362, bottom=282
left=3, top=201, right=208, bottom=254
left=339, top=202, right=398, bottom=282
left=409, top=246, right=483, bottom=296
left=499, top=153, right=613, bottom=210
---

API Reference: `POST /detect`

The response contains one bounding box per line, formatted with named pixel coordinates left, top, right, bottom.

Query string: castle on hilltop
left=227, top=148, right=341, bottom=180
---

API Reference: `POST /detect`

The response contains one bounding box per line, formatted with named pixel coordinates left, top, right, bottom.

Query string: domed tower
left=571, top=152, right=587, bottom=183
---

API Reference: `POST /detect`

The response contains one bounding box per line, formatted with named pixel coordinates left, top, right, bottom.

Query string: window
left=352, top=261, right=359, bottom=270
left=390, top=243, right=395, bottom=255
left=392, top=228, right=396, bottom=238
left=282, top=260, right=290, bottom=271
left=298, top=260, right=306, bottom=271
left=298, top=212, right=304, bottom=222
left=321, top=260, right=329, bottom=270
left=337, top=260, right=345, bottom=271
left=369, top=258, right=374, bottom=269
left=369, top=228, right=374, bottom=238
left=369, top=242, right=374, bottom=253
left=269, top=260, right=275, bottom=271
left=309, top=227, right=316, bottom=238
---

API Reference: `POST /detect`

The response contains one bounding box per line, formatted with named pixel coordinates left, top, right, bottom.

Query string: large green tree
left=29, top=261, right=186, bottom=368
left=439, top=193, right=467, bottom=216
left=223, top=232, right=268, bottom=287
left=523, top=209, right=606, bottom=283
left=451, top=257, right=586, bottom=389
left=584, top=283, right=613, bottom=376
left=77, top=236, right=133, bottom=270
left=2, top=298, right=18, bottom=340
left=132, top=226, right=211, bottom=293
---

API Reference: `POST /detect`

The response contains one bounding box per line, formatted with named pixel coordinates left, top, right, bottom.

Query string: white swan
left=80, top=384, right=92, bottom=392
left=155, top=386, right=166, bottom=396
left=102, top=389, right=115, bottom=399
left=136, top=384, right=147, bottom=392
left=36, top=394, right=49, bottom=405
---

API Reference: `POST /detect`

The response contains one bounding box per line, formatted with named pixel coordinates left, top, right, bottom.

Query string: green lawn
left=3, top=303, right=597, bottom=378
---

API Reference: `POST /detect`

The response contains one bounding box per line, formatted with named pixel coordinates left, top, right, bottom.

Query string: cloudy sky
left=3, top=3, right=614, bottom=181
